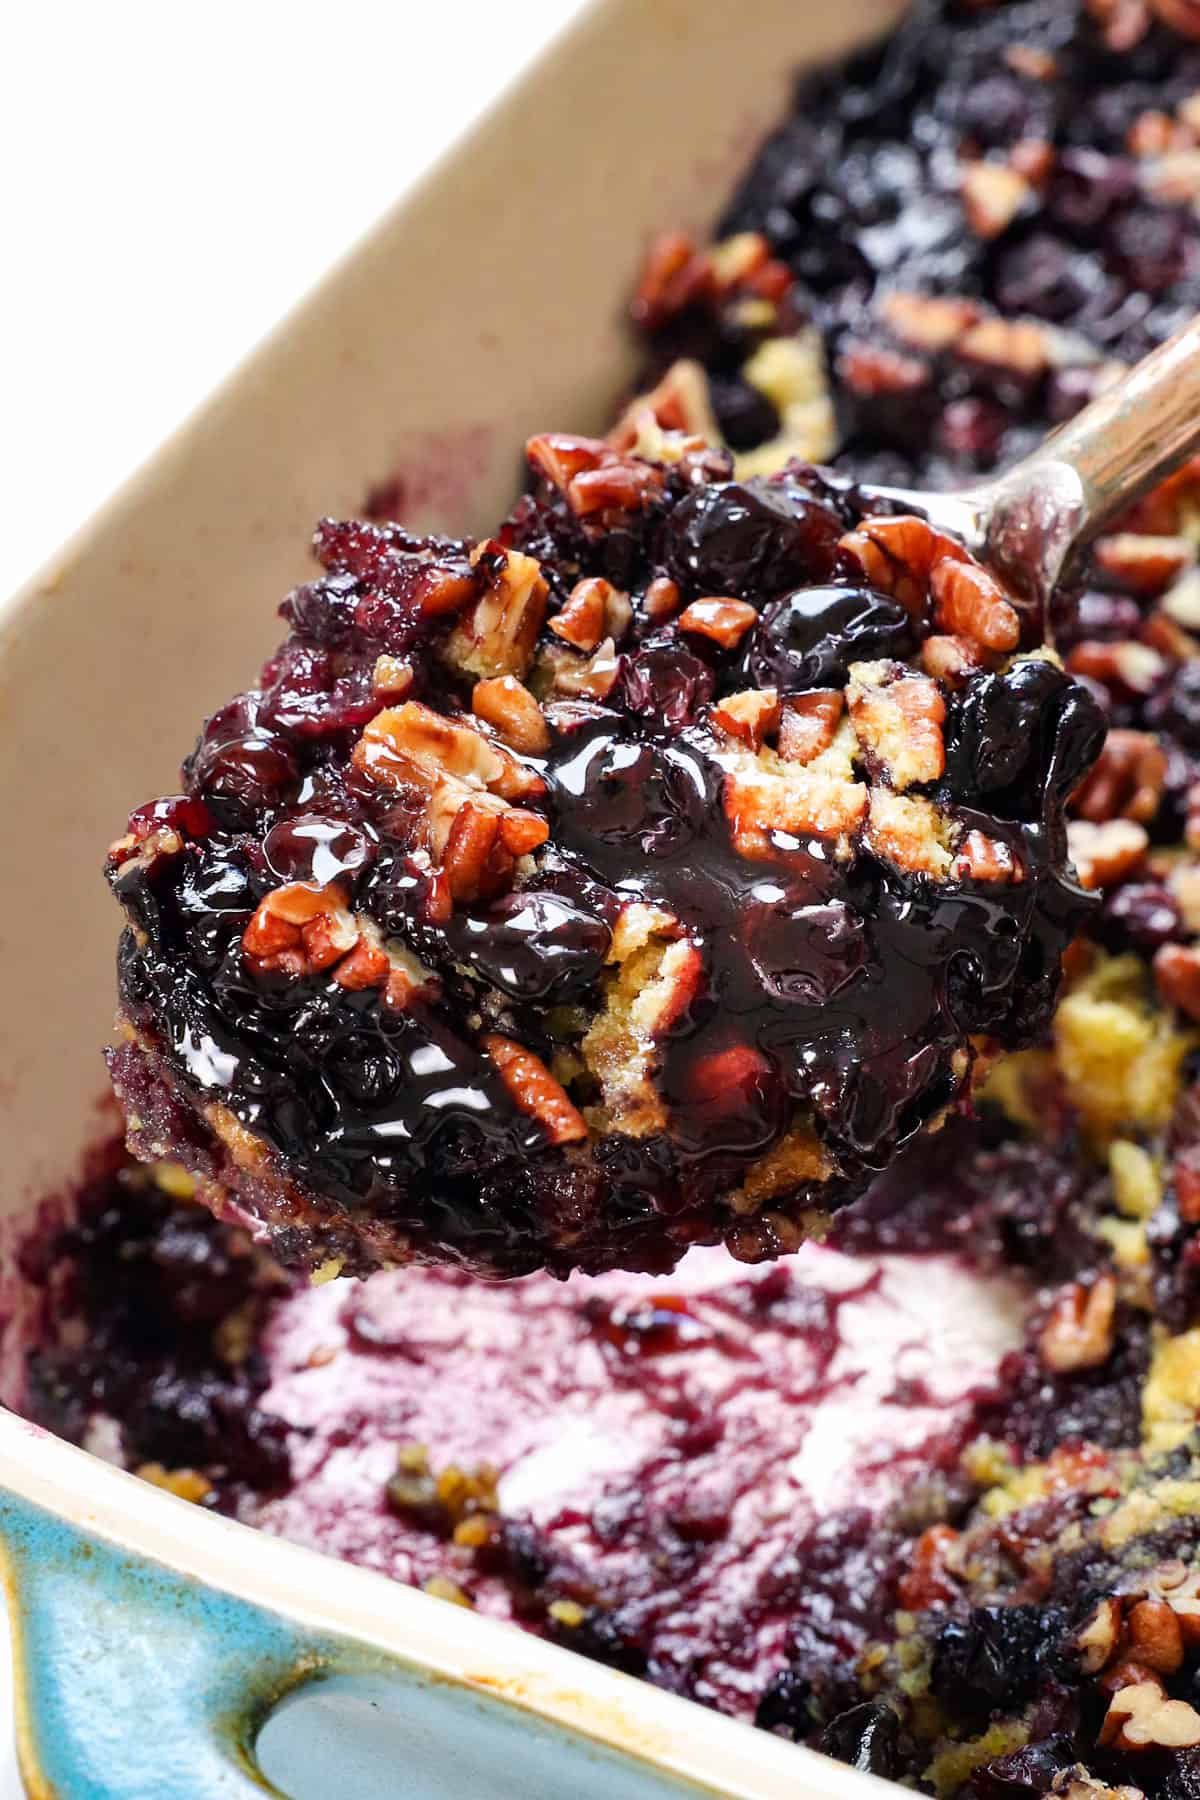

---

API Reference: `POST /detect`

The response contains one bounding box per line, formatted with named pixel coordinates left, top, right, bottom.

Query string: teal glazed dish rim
left=0, top=1415, right=890, bottom=1798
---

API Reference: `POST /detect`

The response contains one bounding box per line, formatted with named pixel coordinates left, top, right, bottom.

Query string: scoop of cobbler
left=104, top=441, right=1102, bottom=1278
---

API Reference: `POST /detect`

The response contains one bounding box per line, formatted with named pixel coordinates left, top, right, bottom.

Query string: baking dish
left=0, top=0, right=915, bottom=1792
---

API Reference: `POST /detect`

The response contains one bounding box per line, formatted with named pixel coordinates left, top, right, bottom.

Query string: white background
left=1, top=3, right=584, bottom=598
left=0, top=7, right=583, bottom=1791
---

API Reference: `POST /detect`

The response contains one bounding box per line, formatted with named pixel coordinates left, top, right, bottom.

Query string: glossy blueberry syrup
left=108, top=461, right=1100, bottom=1278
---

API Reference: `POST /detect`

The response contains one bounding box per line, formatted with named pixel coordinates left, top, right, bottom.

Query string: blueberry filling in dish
left=25, top=0, right=1200, bottom=1793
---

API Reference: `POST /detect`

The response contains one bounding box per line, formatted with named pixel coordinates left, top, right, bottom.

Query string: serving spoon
left=867, top=310, right=1200, bottom=614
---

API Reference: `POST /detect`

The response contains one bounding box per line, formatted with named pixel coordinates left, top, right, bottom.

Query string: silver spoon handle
left=978, top=311, right=1200, bottom=601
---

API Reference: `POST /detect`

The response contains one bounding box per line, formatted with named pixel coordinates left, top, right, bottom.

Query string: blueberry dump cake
left=33, top=0, right=1200, bottom=1792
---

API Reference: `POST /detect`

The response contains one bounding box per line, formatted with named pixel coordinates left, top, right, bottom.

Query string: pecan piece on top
left=723, top=759, right=868, bottom=856
left=778, top=690, right=844, bottom=764
left=481, top=1034, right=588, bottom=1146
left=960, top=159, right=1031, bottom=238
left=1100, top=1677, right=1200, bottom=1751
left=1154, top=943, right=1200, bottom=1022
left=1067, top=639, right=1167, bottom=698
left=446, top=542, right=548, bottom=680
left=242, top=881, right=355, bottom=977
left=1093, top=532, right=1194, bottom=597
left=677, top=597, right=758, bottom=649
left=472, top=675, right=550, bottom=755
left=929, top=557, right=1020, bottom=653
left=608, top=358, right=721, bottom=454
left=1126, top=1599, right=1186, bottom=1674
left=711, top=688, right=781, bottom=751
left=548, top=577, right=609, bottom=652
left=629, top=230, right=710, bottom=330
left=525, top=432, right=610, bottom=492
left=1067, top=818, right=1149, bottom=890
left=920, top=633, right=985, bottom=687
left=1038, top=1275, right=1117, bottom=1373
left=879, top=291, right=982, bottom=353
left=837, top=514, right=963, bottom=616
left=1071, top=729, right=1167, bottom=825
left=951, top=830, right=1022, bottom=883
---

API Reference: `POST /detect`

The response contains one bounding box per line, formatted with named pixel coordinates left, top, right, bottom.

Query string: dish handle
left=0, top=1486, right=324, bottom=1798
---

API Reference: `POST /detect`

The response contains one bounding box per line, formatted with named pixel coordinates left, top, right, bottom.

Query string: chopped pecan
left=333, top=932, right=391, bottom=992
left=1038, top=1275, right=1117, bottom=1373
left=545, top=637, right=621, bottom=700
left=837, top=340, right=928, bottom=396
left=837, top=514, right=965, bottom=616
left=879, top=291, right=981, bottom=352
left=471, top=675, right=550, bottom=755
left=711, top=688, right=781, bottom=751
left=1087, top=0, right=1150, bottom=48
left=1093, top=533, right=1194, bottom=596
left=1170, top=859, right=1200, bottom=934
left=379, top=940, right=441, bottom=1011
left=724, top=760, right=868, bottom=854
left=1076, top=1597, right=1123, bottom=1674
left=778, top=690, right=844, bottom=764
left=525, top=433, right=609, bottom=492
left=629, top=230, right=710, bottom=330
left=1009, top=138, right=1055, bottom=183
left=848, top=664, right=946, bottom=790
left=1072, top=729, right=1167, bottom=825
left=242, top=882, right=359, bottom=979
left=1066, top=639, right=1166, bottom=697
left=481, top=1034, right=588, bottom=1145
left=707, top=230, right=770, bottom=291
left=356, top=701, right=506, bottom=793
left=896, top=1524, right=961, bottom=1610
left=301, top=908, right=360, bottom=972
left=1144, top=609, right=1200, bottom=661
left=1099, top=1660, right=1164, bottom=1699
left=1067, top=818, right=1149, bottom=889
left=498, top=810, right=551, bottom=856
left=920, top=633, right=985, bottom=687
left=608, top=358, right=720, bottom=453
left=442, top=800, right=508, bottom=904
left=108, top=825, right=185, bottom=879
left=446, top=542, right=548, bottom=680
left=1146, top=1561, right=1200, bottom=1645
left=643, top=576, right=682, bottom=623
left=1141, top=146, right=1200, bottom=203
left=958, top=316, right=1050, bottom=377
left=371, top=654, right=414, bottom=699
left=1154, top=943, right=1200, bottom=1022
left=960, top=159, right=1031, bottom=237
left=1162, top=568, right=1200, bottom=630
left=1100, top=1678, right=1200, bottom=1751
left=677, top=597, right=758, bottom=649
left=1004, top=43, right=1059, bottom=78
left=1128, top=108, right=1188, bottom=155
left=951, top=830, right=1022, bottom=883
left=1126, top=1599, right=1185, bottom=1674
left=930, top=558, right=1020, bottom=652
left=568, top=457, right=665, bottom=520
left=549, top=577, right=609, bottom=652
